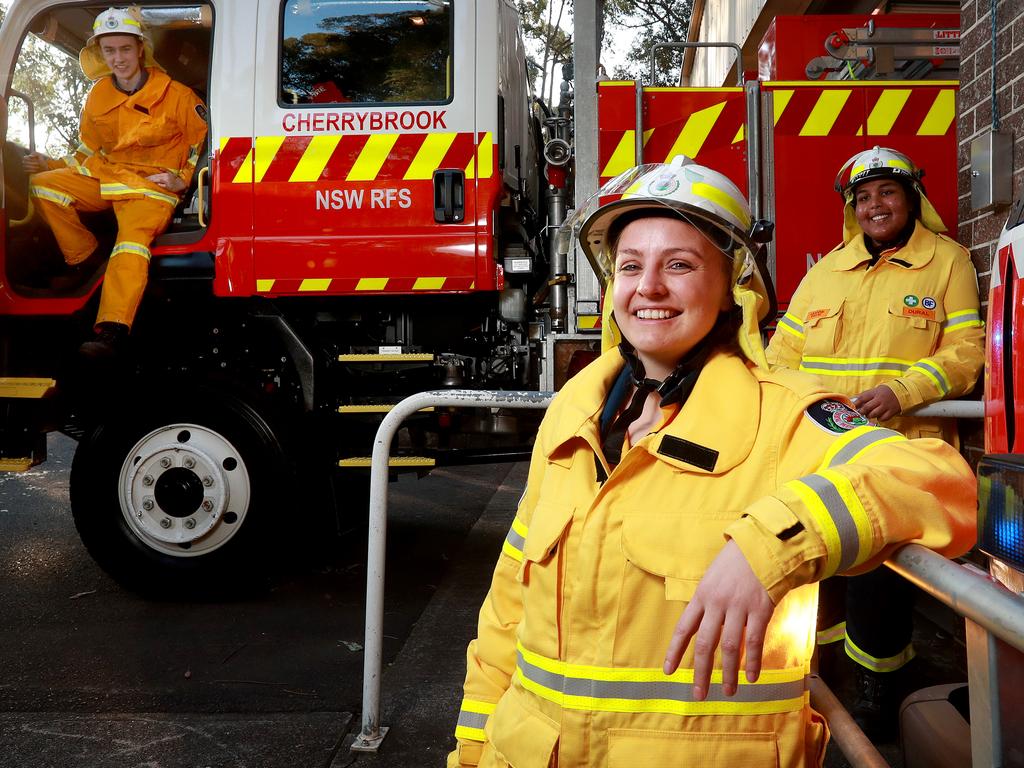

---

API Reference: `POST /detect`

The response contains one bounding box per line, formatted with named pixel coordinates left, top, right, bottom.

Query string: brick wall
left=956, top=0, right=1024, bottom=465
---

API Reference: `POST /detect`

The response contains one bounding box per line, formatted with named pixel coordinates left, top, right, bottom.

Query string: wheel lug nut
left=142, top=475, right=154, bottom=486
left=202, top=476, right=214, bottom=487
left=142, top=499, right=155, bottom=511
left=160, top=518, right=172, bottom=529
left=184, top=518, right=197, bottom=530
left=159, top=457, right=172, bottom=468
left=183, top=457, right=196, bottom=469
left=201, top=500, right=214, bottom=512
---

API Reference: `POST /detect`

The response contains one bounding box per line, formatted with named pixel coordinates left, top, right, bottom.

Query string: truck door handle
left=433, top=170, right=464, bottom=223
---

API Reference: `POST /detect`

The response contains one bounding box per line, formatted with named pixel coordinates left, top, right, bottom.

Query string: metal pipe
left=809, top=676, right=891, bottom=768
left=634, top=81, right=644, bottom=166
left=650, top=42, right=744, bottom=87
left=909, top=400, right=984, bottom=419
left=352, top=390, right=555, bottom=752
left=744, top=80, right=762, bottom=220
left=887, top=544, right=1024, bottom=654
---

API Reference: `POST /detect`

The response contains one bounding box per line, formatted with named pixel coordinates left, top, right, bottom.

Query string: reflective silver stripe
left=909, top=360, right=950, bottom=394
left=516, top=648, right=806, bottom=706
left=798, top=474, right=859, bottom=572
left=778, top=314, right=804, bottom=336
left=826, top=428, right=903, bottom=467
left=800, top=359, right=910, bottom=373
left=457, top=710, right=488, bottom=731
left=29, top=185, right=74, bottom=207
left=944, top=311, right=981, bottom=330
left=505, top=526, right=526, bottom=552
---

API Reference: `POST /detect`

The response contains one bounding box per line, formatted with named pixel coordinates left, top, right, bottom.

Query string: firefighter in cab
left=766, top=146, right=985, bottom=739
left=448, top=156, right=976, bottom=767
left=22, top=6, right=207, bottom=359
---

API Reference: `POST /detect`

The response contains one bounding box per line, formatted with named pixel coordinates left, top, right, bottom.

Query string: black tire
left=70, top=388, right=290, bottom=598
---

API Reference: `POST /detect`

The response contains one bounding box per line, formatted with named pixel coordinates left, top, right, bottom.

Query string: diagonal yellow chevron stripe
left=291, top=135, right=341, bottom=182
left=918, top=89, right=956, bottom=136
left=405, top=133, right=457, bottom=180
left=664, top=101, right=727, bottom=160
left=866, top=90, right=911, bottom=136
left=800, top=90, right=851, bottom=136
left=253, top=136, right=286, bottom=183
left=348, top=134, right=399, bottom=181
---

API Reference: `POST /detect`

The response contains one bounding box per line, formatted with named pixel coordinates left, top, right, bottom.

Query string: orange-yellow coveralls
left=29, top=67, right=207, bottom=328
left=448, top=349, right=975, bottom=768
left=765, top=222, right=985, bottom=443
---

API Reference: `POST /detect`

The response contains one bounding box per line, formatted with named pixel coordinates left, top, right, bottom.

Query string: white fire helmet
left=562, top=155, right=776, bottom=368
left=80, top=7, right=162, bottom=81
left=834, top=145, right=946, bottom=243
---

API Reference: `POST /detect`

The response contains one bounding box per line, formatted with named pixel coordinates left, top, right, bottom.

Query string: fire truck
left=0, top=1, right=965, bottom=594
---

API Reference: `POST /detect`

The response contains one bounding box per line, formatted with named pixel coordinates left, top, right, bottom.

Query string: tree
left=603, top=0, right=692, bottom=85
left=516, top=0, right=573, bottom=108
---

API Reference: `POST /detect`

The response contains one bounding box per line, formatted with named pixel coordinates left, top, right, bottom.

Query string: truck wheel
left=70, top=392, right=288, bottom=597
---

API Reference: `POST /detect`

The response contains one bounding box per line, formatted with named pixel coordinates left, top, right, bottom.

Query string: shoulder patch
left=805, top=400, right=869, bottom=434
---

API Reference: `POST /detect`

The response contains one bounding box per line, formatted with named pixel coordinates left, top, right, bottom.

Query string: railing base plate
left=350, top=725, right=389, bottom=753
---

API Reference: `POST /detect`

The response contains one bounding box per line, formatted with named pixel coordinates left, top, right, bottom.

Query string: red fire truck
left=0, top=1, right=965, bottom=594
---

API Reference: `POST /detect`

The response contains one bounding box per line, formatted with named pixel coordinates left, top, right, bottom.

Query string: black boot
left=850, top=665, right=903, bottom=742
left=79, top=322, right=129, bottom=360
left=50, top=249, right=104, bottom=292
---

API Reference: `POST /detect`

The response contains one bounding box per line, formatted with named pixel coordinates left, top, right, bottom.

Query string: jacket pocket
left=802, top=301, right=844, bottom=356
left=886, top=299, right=943, bottom=358
left=486, top=688, right=559, bottom=768
left=517, top=501, right=574, bottom=584
left=620, top=512, right=734, bottom=603
left=607, top=728, right=778, bottom=768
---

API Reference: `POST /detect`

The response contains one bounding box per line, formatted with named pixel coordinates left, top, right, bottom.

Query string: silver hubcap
left=118, top=423, right=251, bottom=558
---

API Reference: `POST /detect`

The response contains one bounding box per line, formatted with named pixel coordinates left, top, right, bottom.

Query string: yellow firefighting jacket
left=765, top=222, right=984, bottom=441
left=449, top=349, right=975, bottom=768
left=55, top=68, right=207, bottom=206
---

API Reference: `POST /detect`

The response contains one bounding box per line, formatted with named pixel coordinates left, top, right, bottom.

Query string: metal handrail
left=649, top=42, right=744, bottom=87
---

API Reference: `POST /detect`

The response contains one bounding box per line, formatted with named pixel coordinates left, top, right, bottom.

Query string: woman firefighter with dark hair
left=447, top=155, right=975, bottom=767
left=766, top=146, right=985, bottom=739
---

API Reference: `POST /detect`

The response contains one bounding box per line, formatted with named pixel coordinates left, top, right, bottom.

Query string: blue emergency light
left=978, top=454, right=1024, bottom=571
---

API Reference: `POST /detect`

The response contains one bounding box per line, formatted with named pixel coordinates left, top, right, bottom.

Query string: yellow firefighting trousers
left=30, top=167, right=175, bottom=329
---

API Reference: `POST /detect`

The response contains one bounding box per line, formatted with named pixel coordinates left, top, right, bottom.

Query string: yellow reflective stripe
left=601, top=131, right=636, bottom=177
left=865, top=89, right=911, bottom=135
left=77, top=142, right=95, bottom=157
left=455, top=698, right=495, bottom=742
left=413, top=277, right=446, bottom=290
left=664, top=101, right=726, bottom=161
left=799, top=355, right=913, bottom=377
left=356, top=278, right=389, bottom=291
left=466, top=132, right=493, bottom=180
left=253, top=136, right=286, bottom=183
left=944, top=309, right=984, bottom=331
left=772, top=90, right=794, bottom=125
left=290, top=135, right=341, bottom=182
left=348, top=134, right=399, bottom=181
left=845, top=635, right=915, bottom=672
left=256, top=279, right=276, bottom=292
left=800, top=90, right=851, bottom=136
left=516, top=643, right=807, bottom=716
left=232, top=148, right=254, bottom=183
left=404, top=132, right=457, bottom=180
left=100, top=183, right=179, bottom=206
left=502, top=516, right=527, bottom=562
left=732, top=124, right=744, bottom=144
left=817, top=468, right=873, bottom=570
left=918, top=89, right=956, bottom=136
left=111, top=241, right=152, bottom=261
left=819, top=425, right=906, bottom=469
left=692, top=181, right=751, bottom=229
left=30, top=185, right=75, bottom=207
left=299, top=278, right=331, bottom=291
left=785, top=478, right=842, bottom=576
left=909, top=360, right=951, bottom=394
left=816, top=621, right=847, bottom=645
left=777, top=312, right=804, bottom=338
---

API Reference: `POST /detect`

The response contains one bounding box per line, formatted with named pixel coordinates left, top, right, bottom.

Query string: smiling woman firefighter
left=765, top=146, right=985, bottom=741
left=447, top=156, right=975, bottom=768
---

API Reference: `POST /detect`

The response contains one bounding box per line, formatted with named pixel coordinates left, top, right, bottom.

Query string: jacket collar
left=90, top=68, right=171, bottom=115
left=541, top=350, right=760, bottom=475
left=831, top=220, right=936, bottom=272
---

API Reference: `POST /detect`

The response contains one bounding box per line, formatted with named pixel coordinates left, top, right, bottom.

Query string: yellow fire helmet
left=562, top=155, right=776, bottom=368
left=79, top=6, right=162, bottom=81
left=834, top=145, right=946, bottom=244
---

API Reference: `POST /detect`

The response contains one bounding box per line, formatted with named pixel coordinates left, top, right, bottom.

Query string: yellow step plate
left=0, top=458, right=34, bottom=472
left=338, top=456, right=436, bottom=468
left=0, top=377, right=56, bottom=399
left=337, top=353, right=434, bottom=363
left=337, top=405, right=435, bottom=413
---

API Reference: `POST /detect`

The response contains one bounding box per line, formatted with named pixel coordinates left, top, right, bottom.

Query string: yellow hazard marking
left=577, top=315, right=600, bottom=330
left=413, top=277, right=446, bottom=290
left=232, top=149, right=255, bottom=184
left=0, top=458, right=33, bottom=472
left=219, top=137, right=230, bottom=153
left=290, top=135, right=341, bottom=182
left=732, top=124, right=744, bottom=144
left=772, top=90, right=794, bottom=125
left=253, top=136, right=286, bottom=183
left=599, top=81, right=638, bottom=87
left=601, top=130, right=637, bottom=177
left=644, top=87, right=743, bottom=93
left=800, top=90, right=851, bottom=136
left=664, top=101, right=727, bottom=161
left=405, top=133, right=458, bottom=180
left=866, top=90, right=911, bottom=135
left=356, top=277, right=389, bottom=291
left=338, top=405, right=436, bottom=413
left=918, top=89, right=956, bottom=136
left=0, top=377, right=56, bottom=398
left=470, top=281, right=475, bottom=289
left=256, top=279, right=276, bottom=292
left=338, top=353, right=434, bottom=362
left=348, top=134, right=399, bottom=181
left=765, top=80, right=959, bottom=87
left=338, top=456, right=436, bottom=468
left=469, top=132, right=494, bottom=180
left=299, top=278, right=332, bottom=291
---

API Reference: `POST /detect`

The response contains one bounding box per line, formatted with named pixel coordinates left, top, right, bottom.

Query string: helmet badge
left=647, top=173, right=680, bottom=196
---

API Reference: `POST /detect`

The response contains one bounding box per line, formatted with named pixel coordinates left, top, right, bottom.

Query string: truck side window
left=280, top=0, right=453, bottom=106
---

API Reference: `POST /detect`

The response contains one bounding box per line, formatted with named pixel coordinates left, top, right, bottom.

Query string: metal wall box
left=971, top=131, right=1014, bottom=211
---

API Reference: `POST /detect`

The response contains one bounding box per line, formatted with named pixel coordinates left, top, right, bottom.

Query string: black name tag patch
left=658, top=435, right=719, bottom=472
